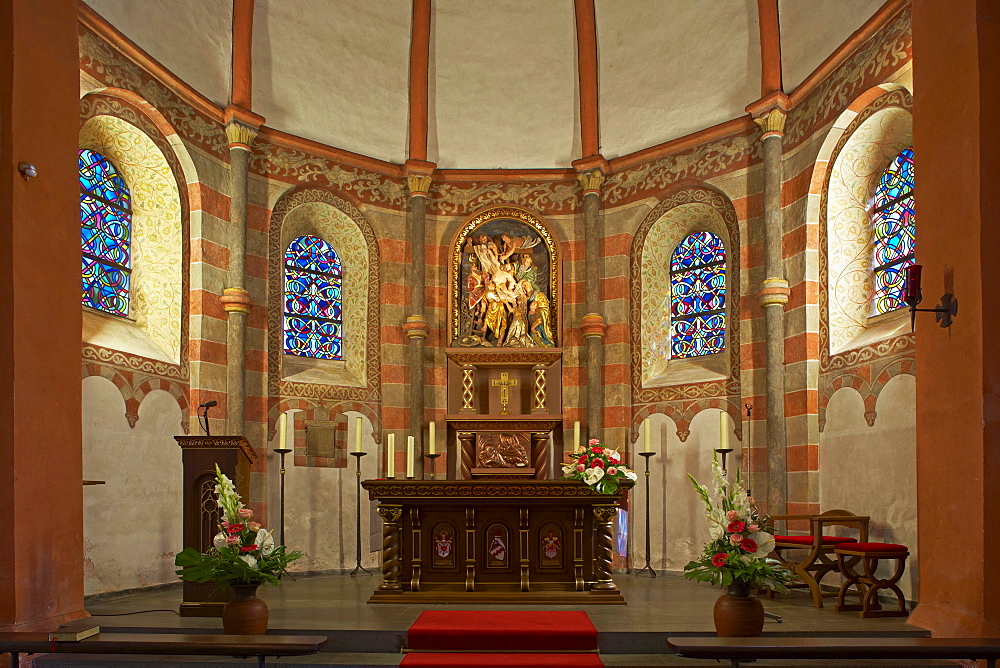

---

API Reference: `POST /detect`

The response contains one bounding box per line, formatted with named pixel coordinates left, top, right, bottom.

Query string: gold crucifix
left=491, top=372, right=519, bottom=415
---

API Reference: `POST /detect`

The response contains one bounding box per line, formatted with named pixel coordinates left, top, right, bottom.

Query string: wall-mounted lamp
left=17, top=162, right=37, bottom=181
left=904, top=264, right=958, bottom=332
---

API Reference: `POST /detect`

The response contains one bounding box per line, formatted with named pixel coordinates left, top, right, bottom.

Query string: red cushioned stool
left=834, top=542, right=909, bottom=618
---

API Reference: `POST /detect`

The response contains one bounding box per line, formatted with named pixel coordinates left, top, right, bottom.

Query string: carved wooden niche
left=538, top=522, right=564, bottom=570
left=484, top=522, right=511, bottom=570
left=450, top=207, right=559, bottom=349
left=429, top=521, right=458, bottom=570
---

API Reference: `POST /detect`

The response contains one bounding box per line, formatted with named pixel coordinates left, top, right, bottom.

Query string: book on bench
left=49, top=619, right=100, bottom=641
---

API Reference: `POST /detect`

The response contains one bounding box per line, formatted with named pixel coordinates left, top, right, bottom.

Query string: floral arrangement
left=683, top=457, right=792, bottom=592
left=175, top=465, right=302, bottom=586
left=561, top=439, right=638, bottom=494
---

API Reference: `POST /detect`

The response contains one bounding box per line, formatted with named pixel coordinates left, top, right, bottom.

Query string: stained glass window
left=80, top=149, right=132, bottom=316
left=871, top=146, right=915, bottom=314
left=283, top=235, right=343, bottom=360
left=670, top=231, right=726, bottom=358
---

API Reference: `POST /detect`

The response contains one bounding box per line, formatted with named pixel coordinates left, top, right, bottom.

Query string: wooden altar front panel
left=361, top=480, right=629, bottom=604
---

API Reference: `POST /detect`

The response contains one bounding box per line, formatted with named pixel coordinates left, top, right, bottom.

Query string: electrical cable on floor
left=88, top=609, right=180, bottom=616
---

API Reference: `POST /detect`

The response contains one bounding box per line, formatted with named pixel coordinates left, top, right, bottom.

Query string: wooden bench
left=667, top=636, right=1000, bottom=668
left=0, top=631, right=328, bottom=668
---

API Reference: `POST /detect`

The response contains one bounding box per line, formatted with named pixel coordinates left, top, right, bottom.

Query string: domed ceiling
left=84, top=0, right=885, bottom=169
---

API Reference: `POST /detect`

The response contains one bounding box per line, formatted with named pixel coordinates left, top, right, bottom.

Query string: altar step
left=399, top=610, right=603, bottom=666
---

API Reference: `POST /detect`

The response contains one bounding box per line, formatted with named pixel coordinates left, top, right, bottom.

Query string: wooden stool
left=834, top=542, right=909, bottom=618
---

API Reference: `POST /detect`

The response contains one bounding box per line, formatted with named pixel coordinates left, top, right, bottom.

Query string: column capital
left=746, top=92, right=790, bottom=140
left=758, top=277, right=790, bottom=308
left=224, top=105, right=265, bottom=150
left=405, top=159, right=436, bottom=198
left=573, top=156, right=609, bottom=196
left=580, top=312, right=607, bottom=339
left=220, top=287, right=253, bottom=315
left=403, top=314, right=430, bottom=339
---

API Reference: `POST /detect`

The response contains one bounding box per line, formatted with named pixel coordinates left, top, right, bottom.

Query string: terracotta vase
left=222, top=583, right=269, bottom=635
left=713, top=582, right=764, bottom=637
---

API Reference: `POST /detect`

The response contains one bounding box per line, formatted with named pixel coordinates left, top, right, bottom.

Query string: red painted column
left=231, top=0, right=254, bottom=109
left=756, top=0, right=782, bottom=95
left=0, top=0, right=86, bottom=629
left=908, top=0, right=1000, bottom=637
left=574, top=0, right=600, bottom=159
left=408, top=0, right=431, bottom=162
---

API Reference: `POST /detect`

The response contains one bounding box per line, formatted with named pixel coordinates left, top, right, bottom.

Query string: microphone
left=199, top=400, right=218, bottom=408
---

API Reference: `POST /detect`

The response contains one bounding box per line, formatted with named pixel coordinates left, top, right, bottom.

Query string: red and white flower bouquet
left=683, top=457, right=791, bottom=591
left=175, top=465, right=301, bottom=586
left=562, top=439, right=638, bottom=494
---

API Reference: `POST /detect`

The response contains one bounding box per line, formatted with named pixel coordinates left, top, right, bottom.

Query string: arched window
left=79, top=148, right=132, bottom=316
left=670, top=231, right=726, bottom=358
left=871, top=146, right=915, bottom=314
left=283, top=235, right=343, bottom=360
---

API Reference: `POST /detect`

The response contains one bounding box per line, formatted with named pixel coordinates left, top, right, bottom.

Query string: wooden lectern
left=174, top=436, right=256, bottom=617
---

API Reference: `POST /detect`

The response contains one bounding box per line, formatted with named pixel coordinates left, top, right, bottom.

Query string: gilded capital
left=225, top=121, right=259, bottom=150
left=407, top=174, right=433, bottom=198
left=746, top=92, right=790, bottom=141
left=752, top=108, right=788, bottom=139
left=576, top=169, right=604, bottom=195
left=377, top=505, right=403, bottom=523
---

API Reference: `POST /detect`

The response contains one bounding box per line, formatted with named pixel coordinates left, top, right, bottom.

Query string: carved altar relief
left=476, top=432, right=530, bottom=469
left=451, top=208, right=558, bottom=348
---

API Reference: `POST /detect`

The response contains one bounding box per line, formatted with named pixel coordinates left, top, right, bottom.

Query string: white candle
left=428, top=421, right=436, bottom=455
left=406, top=436, right=415, bottom=478
left=643, top=418, right=651, bottom=453
left=278, top=412, right=287, bottom=450
left=573, top=421, right=580, bottom=451
left=355, top=416, right=363, bottom=453
left=720, top=411, right=729, bottom=450
left=386, top=433, right=395, bottom=478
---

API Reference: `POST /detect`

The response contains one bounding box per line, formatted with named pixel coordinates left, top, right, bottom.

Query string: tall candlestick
left=406, top=436, right=415, bottom=478
left=643, top=418, right=651, bottom=453
left=386, top=433, right=395, bottom=478
left=573, top=421, right=580, bottom=451
left=428, top=421, right=436, bottom=455
left=720, top=411, right=728, bottom=450
left=355, top=416, right=363, bottom=453
left=278, top=412, right=287, bottom=451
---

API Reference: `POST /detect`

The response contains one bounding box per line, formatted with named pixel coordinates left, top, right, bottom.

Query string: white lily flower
left=256, top=528, right=276, bottom=556
left=623, top=469, right=638, bottom=481
left=213, top=532, right=228, bottom=550
left=582, top=467, right=605, bottom=485
left=747, top=531, right=775, bottom=558
left=561, top=463, right=577, bottom=477
left=239, top=554, right=258, bottom=569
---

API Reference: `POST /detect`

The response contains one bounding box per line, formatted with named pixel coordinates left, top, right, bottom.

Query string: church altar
left=361, top=479, right=629, bottom=604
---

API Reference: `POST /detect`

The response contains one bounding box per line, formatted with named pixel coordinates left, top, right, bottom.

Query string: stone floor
left=32, top=572, right=944, bottom=667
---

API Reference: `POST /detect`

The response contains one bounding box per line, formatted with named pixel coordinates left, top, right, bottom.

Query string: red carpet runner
left=401, top=610, right=603, bottom=666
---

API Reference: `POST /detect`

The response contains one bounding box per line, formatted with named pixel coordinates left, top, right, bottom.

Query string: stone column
left=747, top=94, right=790, bottom=515
left=577, top=168, right=606, bottom=443
left=405, top=165, right=434, bottom=476
left=222, top=106, right=263, bottom=436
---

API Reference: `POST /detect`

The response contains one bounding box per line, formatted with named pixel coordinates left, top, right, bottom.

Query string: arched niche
left=267, top=188, right=381, bottom=397
left=79, top=113, right=184, bottom=364
left=631, top=187, right=740, bottom=390
left=813, top=86, right=913, bottom=363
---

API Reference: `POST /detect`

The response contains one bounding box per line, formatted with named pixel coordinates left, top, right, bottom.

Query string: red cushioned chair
left=834, top=542, right=910, bottom=618
left=768, top=509, right=870, bottom=608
